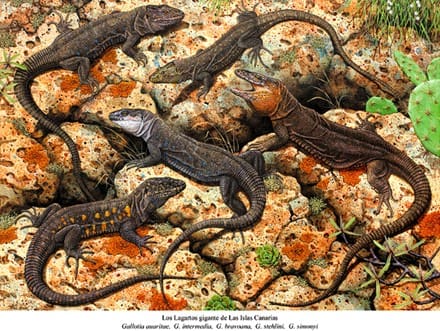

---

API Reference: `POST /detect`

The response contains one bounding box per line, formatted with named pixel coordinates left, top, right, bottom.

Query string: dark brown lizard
left=109, top=108, right=266, bottom=304
left=14, top=5, right=184, bottom=200
left=23, top=176, right=192, bottom=306
left=230, top=69, right=431, bottom=307
left=150, top=8, right=398, bottom=105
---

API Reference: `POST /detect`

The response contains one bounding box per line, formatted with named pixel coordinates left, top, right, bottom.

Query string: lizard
left=13, top=5, right=184, bottom=201
left=109, top=108, right=267, bottom=303
left=149, top=8, right=398, bottom=106
left=23, top=176, right=193, bottom=306
left=230, top=69, right=431, bottom=307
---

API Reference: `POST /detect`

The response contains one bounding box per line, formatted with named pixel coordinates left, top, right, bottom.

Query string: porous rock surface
left=0, top=0, right=439, bottom=311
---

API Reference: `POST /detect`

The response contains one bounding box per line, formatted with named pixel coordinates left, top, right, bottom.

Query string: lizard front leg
left=238, top=36, right=272, bottom=68
left=242, top=124, right=289, bottom=152
left=122, top=31, right=147, bottom=65
left=120, top=219, right=157, bottom=254
left=126, top=142, right=162, bottom=169
left=59, top=57, right=98, bottom=90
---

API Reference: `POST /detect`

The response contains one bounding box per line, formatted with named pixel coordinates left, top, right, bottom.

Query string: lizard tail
left=13, top=52, right=96, bottom=201
left=24, top=241, right=193, bottom=306
left=271, top=153, right=431, bottom=308
left=159, top=167, right=267, bottom=305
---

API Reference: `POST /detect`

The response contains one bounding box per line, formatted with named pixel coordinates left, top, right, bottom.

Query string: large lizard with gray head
left=109, top=108, right=266, bottom=303
left=14, top=5, right=184, bottom=200
left=150, top=8, right=398, bottom=105
left=23, top=176, right=192, bottom=306
left=230, top=69, right=431, bottom=307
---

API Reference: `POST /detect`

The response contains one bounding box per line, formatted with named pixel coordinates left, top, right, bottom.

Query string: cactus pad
left=408, top=79, right=440, bottom=156
left=366, top=96, right=398, bottom=115
left=427, top=58, right=440, bottom=80
left=394, top=50, right=427, bottom=86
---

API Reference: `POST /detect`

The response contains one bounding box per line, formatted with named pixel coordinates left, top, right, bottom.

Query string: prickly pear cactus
left=408, top=79, right=440, bottom=156
left=427, top=58, right=440, bottom=80
left=366, top=96, right=398, bottom=115
left=394, top=50, right=427, bottom=86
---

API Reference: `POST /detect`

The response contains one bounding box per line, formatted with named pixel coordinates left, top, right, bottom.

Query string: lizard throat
left=268, top=87, right=298, bottom=121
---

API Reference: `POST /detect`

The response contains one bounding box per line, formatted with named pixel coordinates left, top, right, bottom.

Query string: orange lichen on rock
left=417, top=211, right=440, bottom=238
left=282, top=241, right=310, bottom=263
left=0, top=227, right=17, bottom=244
left=147, top=288, right=187, bottom=310
left=82, top=256, right=107, bottom=273
left=299, top=156, right=318, bottom=174
left=18, top=144, right=50, bottom=170
left=316, top=177, right=330, bottom=191
left=339, top=167, right=366, bottom=186
left=108, top=81, right=137, bottom=98
left=101, top=48, right=119, bottom=64
left=101, top=227, right=152, bottom=258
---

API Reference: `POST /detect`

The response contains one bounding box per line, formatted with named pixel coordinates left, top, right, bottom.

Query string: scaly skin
left=14, top=5, right=184, bottom=201
left=23, top=177, right=191, bottom=306
left=109, top=108, right=267, bottom=304
left=150, top=9, right=398, bottom=105
left=230, top=69, right=431, bottom=307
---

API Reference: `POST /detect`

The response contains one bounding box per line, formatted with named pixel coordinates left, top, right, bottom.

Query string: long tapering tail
left=13, top=53, right=95, bottom=201
left=272, top=153, right=431, bottom=307
left=159, top=166, right=266, bottom=305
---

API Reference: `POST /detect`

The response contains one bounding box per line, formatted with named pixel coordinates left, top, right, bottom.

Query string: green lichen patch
left=153, top=223, right=174, bottom=236
left=0, top=32, right=16, bottom=48
left=0, top=213, right=17, bottom=230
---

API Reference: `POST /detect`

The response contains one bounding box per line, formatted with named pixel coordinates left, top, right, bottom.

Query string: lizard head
left=230, top=69, right=283, bottom=117
left=132, top=177, right=186, bottom=213
left=109, top=108, right=158, bottom=138
left=149, top=61, right=183, bottom=83
left=142, top=5, right=184, bottom=33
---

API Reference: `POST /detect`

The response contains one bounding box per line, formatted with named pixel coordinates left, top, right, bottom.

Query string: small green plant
left=204, top=294, right=236, bottom=310
left=256, top=244, right=281, bottom=267
left=349, top=0, right=440, bottom=42
left=263, top=173, right=284, bottom=192
left=202, top=0, right=233, bottom=13
left=355, top=238, right=440, bottom=306
left=329, top=216, right=360, bottom=239
left=366, top=50, right=440, bottom=157
left=0, top=50, right=27, bottom=104
left=308, top=196, right=327, bottom=215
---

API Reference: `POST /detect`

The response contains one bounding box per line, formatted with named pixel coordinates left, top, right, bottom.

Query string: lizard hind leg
left=367, top=160, right=396, bottom=217
left=57, top=224, right=95, bottom=278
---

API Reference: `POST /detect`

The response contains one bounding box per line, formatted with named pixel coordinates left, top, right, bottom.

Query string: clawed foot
left=133, top=53, right=148, bottom=66
left=136, top=235, right=157, bottom=255
left=247, top=46, right=272, bottom=68
left=374, top=190, right=397, bottom=218
left=126, top=159, right=147, bottom=170
left=65, top=248, right=95, bottom=279
left=356, top=114, right=378, bottom=132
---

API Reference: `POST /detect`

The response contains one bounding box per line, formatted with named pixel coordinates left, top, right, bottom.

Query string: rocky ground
left=0, top=0, right=439, bottom=310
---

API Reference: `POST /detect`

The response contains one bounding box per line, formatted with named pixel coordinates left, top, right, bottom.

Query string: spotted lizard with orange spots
left=22, top=177, right=193, bottom=306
